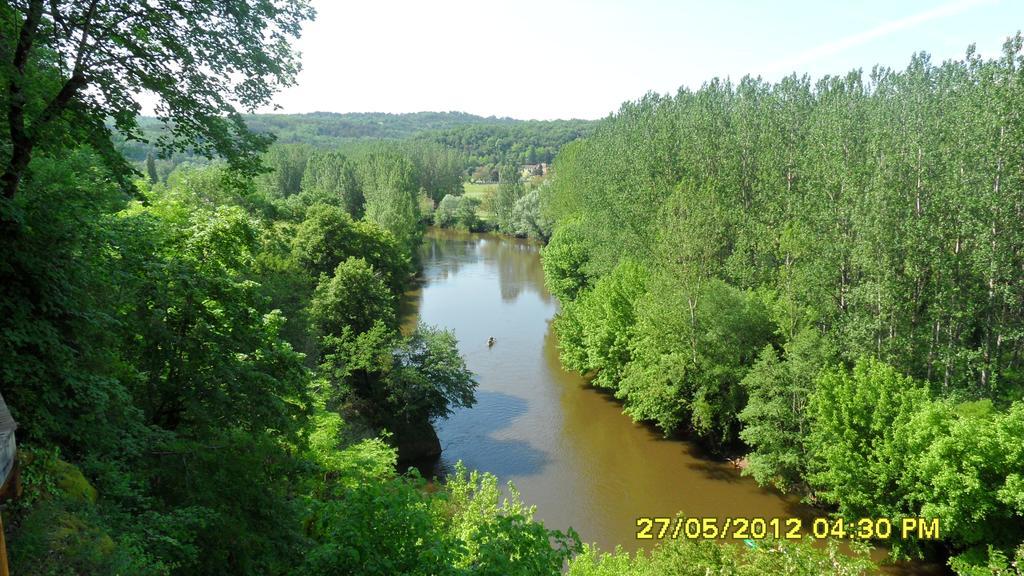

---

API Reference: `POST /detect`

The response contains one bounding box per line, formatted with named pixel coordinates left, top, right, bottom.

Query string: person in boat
left=487, top=337, right=496, bottom=347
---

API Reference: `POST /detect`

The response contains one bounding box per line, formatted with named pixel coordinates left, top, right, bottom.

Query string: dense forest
left=117, top=113, right=595, bottom=184
left=2, top=1, right=1022, bottom=575
left=421, top=121, right=595, bottom=168
left=540, top=40, right=1024, bottom=572
left=0, top=1, right=595, bottom=572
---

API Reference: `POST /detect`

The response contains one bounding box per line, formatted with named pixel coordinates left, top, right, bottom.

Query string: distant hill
left=246, top=111, right=532, bottom=143
left=117, top=112, right=596, bottom=168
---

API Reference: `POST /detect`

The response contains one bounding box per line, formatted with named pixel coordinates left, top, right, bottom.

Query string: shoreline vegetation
left=538, top=37, right=1024, bottom=574
left=0, top=1, right=1020, bottom=574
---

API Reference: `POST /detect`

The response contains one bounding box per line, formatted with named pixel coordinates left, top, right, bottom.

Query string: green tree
left=384, top=325, right=477, bottom=424
left=0, top=0, right=314, bottom=200
left=292, top=203, right=410, bottom=294
left=302, top=460, right=578, bottom=576
left=302, top=149, right=364, bottom=217
left=902, top=400, right=1024, bottom=556
left=618, top=277, right=773, bottom=442
left=434, top=194, right=461, bottom=228
left=359, top=149, right=422, bottom=253
left=145, top=152, right=159, bottom=184
left=402, top=140, right=466, bottom=203
left=453, top=195, right=483, bottom=231
left=511, top=184, right=553, bottom=240
left=738, top=330, right=829, bottom=493
left=541, top=217, right=592, bottom=302
left=807, top=358, right=930, bottom=521
left=309, top=257, right=395, bottom=337
left=559, top=260, right=647, bottom=390
left=494, top=164, right=524, bottom=233
left=259, top=143, right=312, bottom=200
left=434, top=194, right=482, bottom=231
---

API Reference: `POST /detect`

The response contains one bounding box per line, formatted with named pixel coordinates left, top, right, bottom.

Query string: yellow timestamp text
left=635, top=516, right=941, bottom=541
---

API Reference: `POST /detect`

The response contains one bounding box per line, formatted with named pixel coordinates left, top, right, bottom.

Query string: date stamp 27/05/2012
left=635, top=516, right=940, bottom=541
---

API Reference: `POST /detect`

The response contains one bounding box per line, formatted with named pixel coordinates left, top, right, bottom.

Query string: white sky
left=248, top=0, right=1021, bottom=120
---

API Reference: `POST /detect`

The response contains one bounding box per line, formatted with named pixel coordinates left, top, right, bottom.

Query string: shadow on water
left=418, top=390, right=550, bottom=480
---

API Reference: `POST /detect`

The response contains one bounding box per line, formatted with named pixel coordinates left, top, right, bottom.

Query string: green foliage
left=949, top=543, right=1024, bottom=576
left=566, top=536, right=874, bottom=576
left=301, top=149, right=364, bottom=218
left=807, top=358, right=930, bottom=520
left=292, top=204, right=410, bottom=294
left=555, top=260, right=647, bottom=389
left=901, top=400, right=1024, bottom=556
left=629, top=278, right=773, bottom=442
left=443, top=462, right=581, bottom=575
left=454, top=196, right=483, bottom=230
left=306, top=409, right=397, bottom=490
left=259, top=144, right=312, bottom=200
left=146, top=153, right=159, bottom=184
left=0, top=0, right=314, bottom=201
left=435, top=193, right=484, bottom=231
left=302, top=461, right=579, bottom=576
left=309, top=257, right=395, bottom=337
left=121, top=113, right=592, bottom=181
left=12, top=499, right=143, bottom=576
left=0, top=150, right=145, bottom=456
left=435, top=194, right=462, bottom=227
left=510, top=184, right=554, bottom=240
left=358, top=148, right=423, bottom=253
left=494, top=164, right=525, bottom=233
left=424, top=120, right=594, bottom=167
left=738, top=329, right=829, bottom=493
left=121, top=199, right=310, bottom=439
left=385, top=325, right=478, bottom=423
left=317, top=321, right=477, bottom=428
left=541, top=217, right=593, bottom=302
left=805, top=359, right=1024, bottom=564
left=4, top=153, right=316, bottom=574
left=547, top=42, right=1024, bottom=399
left=401, top=140, right=466, bottom=203
left=302, top=474, right=455, bottom=576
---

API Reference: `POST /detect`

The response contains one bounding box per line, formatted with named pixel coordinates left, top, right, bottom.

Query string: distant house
left=521, top=163, right=548, bottom=178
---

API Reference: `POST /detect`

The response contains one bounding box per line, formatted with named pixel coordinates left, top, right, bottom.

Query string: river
left=403, top=227, right=940, bottom=574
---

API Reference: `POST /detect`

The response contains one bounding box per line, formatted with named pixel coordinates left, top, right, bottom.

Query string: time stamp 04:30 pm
left=636, top=516, right=941, bottom=541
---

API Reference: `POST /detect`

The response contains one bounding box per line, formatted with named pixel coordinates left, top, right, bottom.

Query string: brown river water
left=403, top=228, right=941, bottom=575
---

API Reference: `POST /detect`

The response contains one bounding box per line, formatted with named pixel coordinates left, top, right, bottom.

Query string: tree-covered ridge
left=116, top=112, right=597, bottom=179
left=419, top=120, right=596, bottom=167
left=249, top=111, right=570, bottom=143
left=540, top=39, right=1024, bottom=571
left=117, top=112, right=522, bottom=160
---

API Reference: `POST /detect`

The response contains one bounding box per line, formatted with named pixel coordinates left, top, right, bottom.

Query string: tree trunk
left=2, top=0, right=44, bottom=201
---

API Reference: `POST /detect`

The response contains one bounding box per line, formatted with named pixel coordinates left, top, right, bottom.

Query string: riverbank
left=404, top=227, right=944, bottom=575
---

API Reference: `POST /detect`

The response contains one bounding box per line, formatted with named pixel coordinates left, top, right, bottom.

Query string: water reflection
left=420, top=228, right=550, bottom=304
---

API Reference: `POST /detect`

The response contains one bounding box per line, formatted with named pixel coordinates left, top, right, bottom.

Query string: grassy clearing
left=462, top=181, right=498, bottom=200
left=462, top=182, right=498, bottom=222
